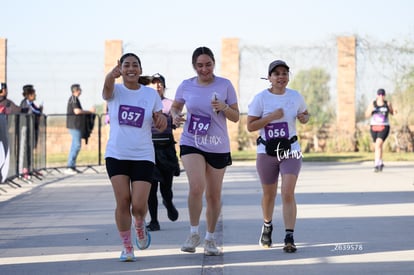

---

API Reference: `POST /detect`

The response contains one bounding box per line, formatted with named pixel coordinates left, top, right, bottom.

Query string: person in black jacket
left=19, top=84, right=43, bottom=179
left=65, top=84, right=95, bottom=174
left=146, top=74, right=180, bottom=231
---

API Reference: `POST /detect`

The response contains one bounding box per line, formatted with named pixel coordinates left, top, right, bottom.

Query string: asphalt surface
left=0, top=161, right=413, bottom=275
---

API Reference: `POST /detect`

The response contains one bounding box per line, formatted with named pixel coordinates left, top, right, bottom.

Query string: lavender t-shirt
left=175, top=76, right=238, bottom=153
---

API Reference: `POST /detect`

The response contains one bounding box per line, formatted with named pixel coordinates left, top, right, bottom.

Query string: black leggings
left=148, top=168, right=174, bottom=223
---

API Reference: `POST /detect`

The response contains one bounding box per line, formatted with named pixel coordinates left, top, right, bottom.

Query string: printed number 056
left=267, top=128, right=286, bottom=138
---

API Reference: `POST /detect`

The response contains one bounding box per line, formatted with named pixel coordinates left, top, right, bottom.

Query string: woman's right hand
left=269, top=108, right=284, bottom=121
left=109, top=61, right=122, bottom=79
left=172, top=113, right=186, bottom=128
left=103, top=61, right=121, bottom=100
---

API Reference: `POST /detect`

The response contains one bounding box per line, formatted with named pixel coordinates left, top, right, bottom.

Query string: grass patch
left=46, top=150, right=413, bottom=166
left=47, top=152, right=100, bottom=167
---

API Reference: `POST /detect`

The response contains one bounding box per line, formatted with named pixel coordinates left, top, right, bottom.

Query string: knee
left=281, top=192, right=295, bottom=204
left=205, top=193, right=221, bottom=206
left=189, top=184, right=204, bottom=198
left=262, top=191, right=276, bottom=202
left=131, top=204, right=147, bottom=217
left=131, top=196, right=147, bottom=216
left=117, top=196, right=131, bottom=210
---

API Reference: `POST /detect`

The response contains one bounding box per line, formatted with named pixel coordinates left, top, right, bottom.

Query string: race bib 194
left=188, top=114, right=211, bottom=135
left=118, top=105, right=145, bottom=128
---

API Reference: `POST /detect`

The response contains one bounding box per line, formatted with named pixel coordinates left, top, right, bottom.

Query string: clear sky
left=1, top=0, right=414, bottom=113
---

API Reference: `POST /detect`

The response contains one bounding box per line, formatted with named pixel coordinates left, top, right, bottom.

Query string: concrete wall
left=336, top=36, right=356, bottom=150
left=221, top=38, right=240, bottom=151
left=104, top=40, right=123, bottom=83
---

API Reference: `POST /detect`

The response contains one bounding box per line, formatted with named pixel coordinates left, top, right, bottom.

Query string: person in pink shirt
left=171, top=46, right=239, bottom=256
left=146, top=73, right=180, bottom=231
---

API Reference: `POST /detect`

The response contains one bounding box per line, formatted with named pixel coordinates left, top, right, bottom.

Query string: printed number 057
left=122, top=111, right=140, bottom=122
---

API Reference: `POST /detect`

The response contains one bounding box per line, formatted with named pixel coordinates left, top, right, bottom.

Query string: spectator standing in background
left=1, top=82, right=27, bottom=183
left=65, top=84, right=95, bottom=174
left=19, top=84, right=43, bottom=179
left=0, top=82, right=23, bottom=114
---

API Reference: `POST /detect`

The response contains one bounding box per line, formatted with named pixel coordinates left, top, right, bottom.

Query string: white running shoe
left=119, top=247, right=136, bottom=262
left=181, top=233, right=201, bottom=253
left=135, top=222, right=151, bottom=250
left=63, top=168, right=77, bottom=175
left=204, top=239, right=222, bottom=256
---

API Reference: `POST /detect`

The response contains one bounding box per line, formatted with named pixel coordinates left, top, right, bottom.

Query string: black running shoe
left=163, top=200, right=179, bottom=221
left=379, top=164, right=384, bottom=171
left=259, top=224, right=273, bottom=248
left=146, top=221, right=160, bottom=231
left=374, top=166, right=380, bottom=173
left=283, top=235, right=297, bottom=253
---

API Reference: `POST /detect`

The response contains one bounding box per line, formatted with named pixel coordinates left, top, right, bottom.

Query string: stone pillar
left=0, top=38, right=7, bottom=83
left=221, top=38, right=240, bottom=151
left=104, top=40, right=123, bottom=83
left=102, top=40, right=123, bottom=150
left=336, top=36, right=356, bottom=151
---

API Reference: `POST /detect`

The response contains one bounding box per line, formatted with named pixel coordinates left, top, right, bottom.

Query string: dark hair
left=192, top=47, right=215, bottom=67
left=71, top=84, right=81, bottom=92
left=377, top=88, right=386, bottom=95
left=138, top=76, right=152, bottom=85
left=151, top=73, right=166, bottom=88
left=22, top=84, right=35, bottom=96
left=120, top=53, right=141, bottom=67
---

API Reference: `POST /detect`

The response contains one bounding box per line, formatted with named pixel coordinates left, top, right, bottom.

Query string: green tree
left=356, top=93, right=368, bottom=123
left=289, top=68, right=334, bottom=151
left=389, top=67, right=414, bottom=152
left=392, top=67, right=414, bottom=127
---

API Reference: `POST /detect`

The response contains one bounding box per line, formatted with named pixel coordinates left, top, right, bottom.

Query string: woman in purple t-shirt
left=171, top=46, right=239, bottom=256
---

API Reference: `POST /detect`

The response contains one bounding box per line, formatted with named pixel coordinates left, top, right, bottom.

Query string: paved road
left=0, top=161, right=413, bottom=274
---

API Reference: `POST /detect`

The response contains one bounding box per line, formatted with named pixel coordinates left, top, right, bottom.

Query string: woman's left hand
left=211, top=99, right=227, bottom=112
left=153, top=111, right=167, bottom=131
left=297, top=112, right=310, bottom=123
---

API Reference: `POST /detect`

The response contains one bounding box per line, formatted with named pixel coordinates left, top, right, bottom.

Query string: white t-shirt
left=248, top=88, right=307, bottom=154
left=105, top=84, right=163, bottom=162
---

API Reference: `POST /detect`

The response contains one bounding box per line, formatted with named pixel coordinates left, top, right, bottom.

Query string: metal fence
left=0, top=113, right=107, bottom=185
